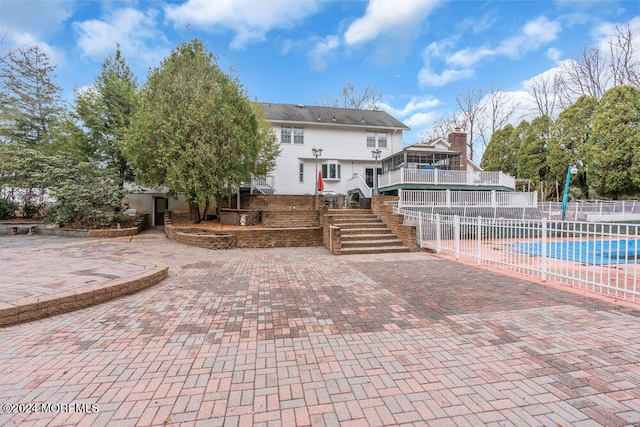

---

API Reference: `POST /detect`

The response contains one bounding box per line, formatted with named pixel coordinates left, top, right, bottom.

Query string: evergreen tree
left=74, top=47, right=138, bottom=185
left=548, top=95, right=597, bottom=198
left=517, top=116, right=551, bottom=187
left=589, top=85, right=640, bottom=198
left=0, top=45, right=63, bottom=148
left=480, top=124, right=519, bottom=175
left=124, top=39, right=280, bottom=223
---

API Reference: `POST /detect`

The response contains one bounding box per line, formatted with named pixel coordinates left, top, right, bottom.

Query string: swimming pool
left=508, top=239, right=640, bottom=265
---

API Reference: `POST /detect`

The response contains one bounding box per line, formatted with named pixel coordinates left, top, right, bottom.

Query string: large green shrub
left=45, top=159, right=127, bottom=228
left=0, top=199, right=18, bottom=220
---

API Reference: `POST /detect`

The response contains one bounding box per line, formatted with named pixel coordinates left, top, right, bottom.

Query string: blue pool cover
left=507, top=240, right=640, bottom=265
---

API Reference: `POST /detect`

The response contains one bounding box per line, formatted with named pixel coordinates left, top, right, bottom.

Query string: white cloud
left=165, top=0, right=321, bottom=49
left=73, top=8, right=169, bottom=64
left=307, top=36, right=340, bottom=71
left=1, top=0, right=74, bottom=36
left=344, top=0, right=442, bottom=45
left=418, top=67, right=475, bottom=86
left=447, top=16, right=562, bottom=68
left=418, top=39, right=474, bottom=86
left=3, top=31, right=66, bottom=68
left=379, top=97, right=441, bottom=117
left=404, top=111, right=442, bottom=129
left=546, top=47, right=563, bottom=63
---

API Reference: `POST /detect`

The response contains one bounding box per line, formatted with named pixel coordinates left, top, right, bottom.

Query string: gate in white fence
left=399, top=208, right=640, bottom=303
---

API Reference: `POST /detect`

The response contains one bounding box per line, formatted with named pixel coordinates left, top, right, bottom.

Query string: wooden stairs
left=328, top=209, right=410, bottom=255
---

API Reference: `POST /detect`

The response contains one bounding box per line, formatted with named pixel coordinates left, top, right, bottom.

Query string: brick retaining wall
left=371, top=195, right=419, bottom=252
left=0, top=267, right=168, bottom=327
left=166, top=223, right=322, bottom=249
left=175, top=232, right=236, bottom=250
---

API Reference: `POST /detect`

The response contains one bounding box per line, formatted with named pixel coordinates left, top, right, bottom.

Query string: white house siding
left=270, top=123, right=404, bottom=195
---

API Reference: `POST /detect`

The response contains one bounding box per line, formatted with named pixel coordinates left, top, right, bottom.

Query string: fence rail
left=397, top=207, right=640, bottom=303
left=540, top=201, right=640, bottom=222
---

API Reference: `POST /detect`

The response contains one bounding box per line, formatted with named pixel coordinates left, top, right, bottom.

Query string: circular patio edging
left=0, top=266, right=169, bottom=327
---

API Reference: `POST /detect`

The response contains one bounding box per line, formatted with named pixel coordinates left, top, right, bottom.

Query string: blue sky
left=1, top=0, right=639, bottom=150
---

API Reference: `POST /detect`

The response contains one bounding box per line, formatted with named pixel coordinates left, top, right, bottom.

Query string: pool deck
left=1, top=231, right=640, bottom=426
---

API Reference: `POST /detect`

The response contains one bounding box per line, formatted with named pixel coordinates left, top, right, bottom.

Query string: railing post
left=491, top=190, right=496, bottom=208
left=454, top=215, right=460, bottom=260
left=541, top=219, right=547, bottom=282
left=418, top=211, right=423, bottom=248
left=477, top=216, right=482, bottom=265
left=434, top=169, right=438, bottom=185
left=446, top=189, right=451, bottom=208
left=398, top=188, right=403, bottom=209
left=468, top=170, right=472, bottom=185
left=436, top=213, right=441, bottom=253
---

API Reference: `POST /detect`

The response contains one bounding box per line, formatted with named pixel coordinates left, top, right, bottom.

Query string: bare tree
left=609, top=23, right=640, bottom=88
left=477, top=85, right=523, bottom=148
left=528, top=73, right=560, bottom=119
left=421, top=112, right=465, bottom=142
left=315, top=82, right=382, bottom=110
left=456, top=88, right=486, bottom=161
left=560, top=45, right=609, bottom=101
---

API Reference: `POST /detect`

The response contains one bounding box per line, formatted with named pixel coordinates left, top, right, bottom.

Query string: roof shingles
left=260, top=103, right=410, bottom=130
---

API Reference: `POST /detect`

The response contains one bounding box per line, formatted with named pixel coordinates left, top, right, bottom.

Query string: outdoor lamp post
left=561, top=165, right=579, bottom=220
left=371, top=149, right=382, bottom=195
left=312, top=147, right=323, bottom=195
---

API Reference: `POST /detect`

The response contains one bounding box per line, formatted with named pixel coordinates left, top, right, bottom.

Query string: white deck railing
left=246, top=176, right=275, bottom=194
left=378, top=168, right=516, bottom=190
left=346, top=174, right=372, bottom=198
left=398, top=207, right=640, bottom=303
left=398, top=189, right=537, bottom=208
left=540, top=200, right=640, bottom=222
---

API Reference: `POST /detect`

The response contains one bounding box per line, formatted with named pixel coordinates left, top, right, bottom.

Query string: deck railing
left=378, top=168, right=516, bottom=190
left=398, top=207, right=640, bottom=303
left=398, top=189, right=537, bottom=208
left=347, top=174, right=372, bottom=198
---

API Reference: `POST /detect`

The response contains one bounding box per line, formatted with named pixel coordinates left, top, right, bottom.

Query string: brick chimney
left=448, top=128, right=468, bottom=171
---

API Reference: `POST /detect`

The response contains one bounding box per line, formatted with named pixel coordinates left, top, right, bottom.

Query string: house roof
left=259, top=103, right=410, bottom=130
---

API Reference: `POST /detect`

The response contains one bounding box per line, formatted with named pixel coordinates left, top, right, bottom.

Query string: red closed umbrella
left=317, top=171, right=324, bottom=191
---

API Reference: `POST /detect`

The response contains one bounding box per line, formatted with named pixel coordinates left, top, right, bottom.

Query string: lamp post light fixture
left=312, top=147, right=323, bottom=195
left=561, top=165, right=579, bottom=220
left=371, top=149, right=382, bottom=195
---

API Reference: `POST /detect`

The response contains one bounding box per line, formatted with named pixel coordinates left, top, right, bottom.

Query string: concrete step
left=340, top=227, right=393, bottom=235
left=342, top=239, right=405, bottom=248
left=341, top=233, right=398, bottom=241
left=333, top=218, right=383, bottom=225
left=337, top=222, right=387, bottom=229
left=328, top=209, right=371, bottom=215
left=340, top=246, right=411, bottom=255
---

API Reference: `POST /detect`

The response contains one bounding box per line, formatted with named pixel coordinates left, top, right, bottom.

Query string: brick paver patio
left=1, top=231, right=639, bottom=426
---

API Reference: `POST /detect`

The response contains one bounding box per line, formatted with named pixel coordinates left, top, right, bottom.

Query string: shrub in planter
left=0, top=199, right=18, bottom=220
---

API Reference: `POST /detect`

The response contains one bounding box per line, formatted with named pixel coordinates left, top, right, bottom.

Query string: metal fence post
left=454, top=215, right=460, bottom=260
left=436, top=213, right=441, bottom=253
left=418, top=211, right=423, bottom=248
left=477, top=216, right=482, bottom=265
left=541, top=219, right=547, bottom=282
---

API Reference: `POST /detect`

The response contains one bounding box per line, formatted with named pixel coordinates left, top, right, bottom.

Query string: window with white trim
left=281, top=127, right=291, bottom=143
left=321, top=161, right=341, bottom=180
left=366, top=132, right=376, bottom=147
left=377, top=132, right=387, bottom=148
left=366, top=132, right=388, bottom=148
left=293, top=127, right=304, bottom=144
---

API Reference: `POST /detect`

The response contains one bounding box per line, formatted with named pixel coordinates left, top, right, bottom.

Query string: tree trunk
left=189, top=201, right=201, bottom=223
left=203, top=200, right=210, bottom=221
